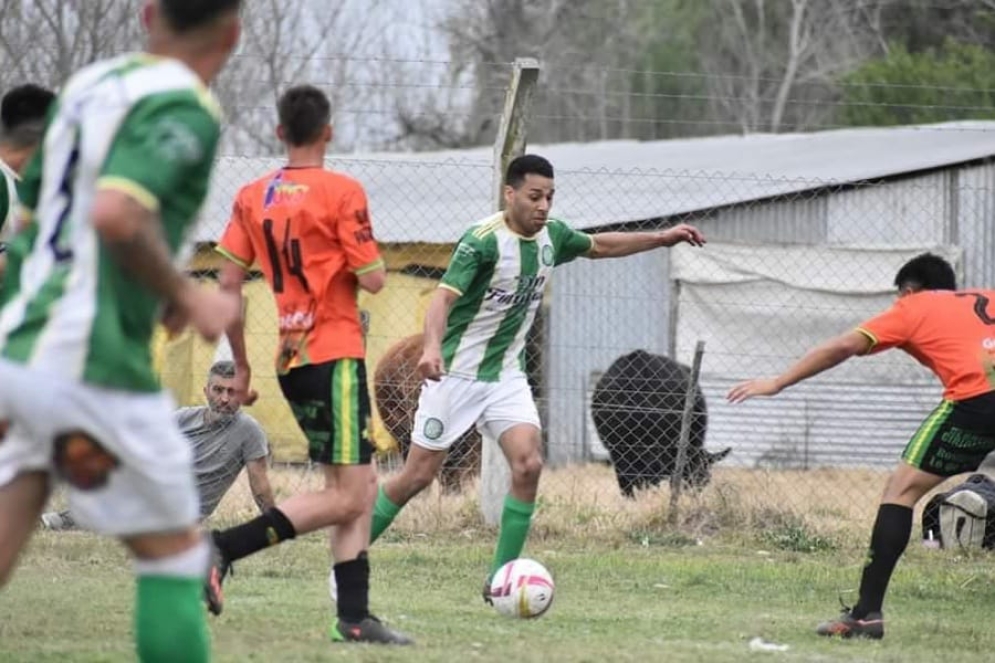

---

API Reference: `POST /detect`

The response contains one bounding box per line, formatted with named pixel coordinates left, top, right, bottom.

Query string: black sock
left=214, top=507, right=297, bottom=563
left=853, top=503, right=912, bottom=618
left=335, top=551, right=370, bottom=623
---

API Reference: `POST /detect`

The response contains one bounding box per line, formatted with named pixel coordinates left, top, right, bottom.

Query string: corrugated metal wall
left=548, top=161, right=995, bottom=468
left=545, top=251, right=671, bottom=466
left=956, top=162, right=995, bottom=288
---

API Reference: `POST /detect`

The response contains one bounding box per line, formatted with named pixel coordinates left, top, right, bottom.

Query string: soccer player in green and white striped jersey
left=364, top=154, right=706, bottom=600
left=0, top=84, right=55, bottom=276
left=0, top=3, right=242, bottom=662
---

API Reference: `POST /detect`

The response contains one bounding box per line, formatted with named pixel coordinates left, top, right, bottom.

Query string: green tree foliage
left=628, top=0, right=710, bottom=139
left=840, top=39, right=995, bottom=127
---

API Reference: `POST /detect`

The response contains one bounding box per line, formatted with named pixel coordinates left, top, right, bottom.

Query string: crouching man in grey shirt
left=41, top=360, right=274, bottom=529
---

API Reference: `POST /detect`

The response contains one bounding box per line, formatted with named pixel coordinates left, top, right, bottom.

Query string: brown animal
left=373, top=333, right=481, bottom=493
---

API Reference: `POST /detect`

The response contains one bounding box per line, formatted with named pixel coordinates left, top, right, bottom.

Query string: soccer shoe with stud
left=203, top=534, right=231, bottom=617
left=330, top=615, right=414, bottom=645
left=40, top=510, right=77, bottom=531
left=815, top=608, right=884, bottom=639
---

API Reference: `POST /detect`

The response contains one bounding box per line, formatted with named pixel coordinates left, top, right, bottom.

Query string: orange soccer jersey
left=218, top=167, right=384, bottom=372
left=856, top=290, right=995, bottom=401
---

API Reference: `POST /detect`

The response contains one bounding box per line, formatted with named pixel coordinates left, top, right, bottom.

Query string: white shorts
left=0, top=359, right=198, bottom=537
left=411, top=374, right=541, bottom=451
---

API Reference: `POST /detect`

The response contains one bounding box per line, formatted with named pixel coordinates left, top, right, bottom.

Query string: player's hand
left=233, top=363, right=259, bottom=406
left=417, top=348, right=445, bottom=381
left=660, top=223, right=706, bottom=248
left=727, top=378, right=781, bottom=404
left=177, top=282, right=240, bottom=344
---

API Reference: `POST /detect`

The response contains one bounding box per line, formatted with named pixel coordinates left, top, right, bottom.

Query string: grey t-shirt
left=176, top=406, right=269, bottom=518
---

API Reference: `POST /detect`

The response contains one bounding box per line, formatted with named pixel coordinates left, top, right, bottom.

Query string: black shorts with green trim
left=277, top=359, right=374, bottom=466
left=903, top=391, right=995, bottom=477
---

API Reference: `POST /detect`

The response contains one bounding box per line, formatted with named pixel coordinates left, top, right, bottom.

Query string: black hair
left=1, top=84, right=55, bottom=146
left=505, top=154, right=554, bottom=188
left=894, top=252, right=957, bottom=292
left=160, top=0, right=241, bottom=33
left=277, top=85, right=332, bottom=147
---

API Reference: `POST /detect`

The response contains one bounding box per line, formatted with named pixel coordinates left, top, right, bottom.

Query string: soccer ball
left=488, top=558, right=555, bottom=619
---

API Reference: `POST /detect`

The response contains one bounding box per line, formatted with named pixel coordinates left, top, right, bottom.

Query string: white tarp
left=671, top=243, right=962, bottom=383
left=666, top=243, right=963, bottom=468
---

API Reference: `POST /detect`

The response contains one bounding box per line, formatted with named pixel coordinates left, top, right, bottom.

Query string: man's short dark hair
left=208, top=360, right=236, bottom=380
left=277, top=85, right=332, bottom=147
left=160, top=0, right=242, bottom=33
left=505, top=154, right=554, bottom=188
left=894, top=252, right=957, bottom=292
left=0, top=84, right=55, bottom=148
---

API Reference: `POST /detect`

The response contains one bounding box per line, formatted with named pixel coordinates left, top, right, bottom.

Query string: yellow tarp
left=155, top=244, right=450, bottom=462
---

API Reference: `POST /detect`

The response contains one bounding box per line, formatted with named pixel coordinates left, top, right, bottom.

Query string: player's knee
left=333, top=488, right=367, bottom=522
left=510, top=452, right=543, bottom=485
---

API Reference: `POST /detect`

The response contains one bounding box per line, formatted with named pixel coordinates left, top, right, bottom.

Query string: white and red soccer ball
left=488, top=558, right=555, bottom=619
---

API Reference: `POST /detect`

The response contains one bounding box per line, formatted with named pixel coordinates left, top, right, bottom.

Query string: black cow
left=591, top=350, right=731, bottom=498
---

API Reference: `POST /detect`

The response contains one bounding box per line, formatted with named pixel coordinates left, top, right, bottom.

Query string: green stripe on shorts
left=332, top=359, right=360, bottom=464
left=903, top=400, right=954, bottom=467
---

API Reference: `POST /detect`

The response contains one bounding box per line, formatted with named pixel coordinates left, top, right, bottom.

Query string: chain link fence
left=159, top=107, right=995, bottom=542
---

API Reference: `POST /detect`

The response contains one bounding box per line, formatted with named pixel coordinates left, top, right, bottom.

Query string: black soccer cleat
left=482, top=578, right=494, bottom=606
left=815, top=606, right=884, bottom=640
left=330, top=615, right=414, bottom=645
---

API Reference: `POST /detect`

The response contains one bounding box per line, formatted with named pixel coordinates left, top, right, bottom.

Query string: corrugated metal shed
left=548, top=161, right=995, bottom=468
left=197, top=123, right=995, bottom=471
left=198, top=121, right=995, bottom=243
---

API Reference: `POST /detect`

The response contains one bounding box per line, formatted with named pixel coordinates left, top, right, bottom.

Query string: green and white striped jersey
left=0, top=54, right=222, bottom=392
left=0, top=157, right=18, bottom=244
left=439, top=213, right=593, bottom=382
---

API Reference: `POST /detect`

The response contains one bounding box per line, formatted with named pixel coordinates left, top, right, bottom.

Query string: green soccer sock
left=370, top=484, right=403, bottom=544
left=489, top=495, right=536, bottom=579
left=135, top=575, right=210, bottom=663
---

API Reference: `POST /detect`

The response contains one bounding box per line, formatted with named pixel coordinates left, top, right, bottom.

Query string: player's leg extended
left=125, top=529, right=211, bottom=663
left=490, top=423, right=543, bottom=579
left=373, top=444, right=448, bottom=542
left=210, top=362, right=372, bottom=570
left=371, top=375, right=479, bottom=543
left=818, top=398, right=989, bottom=639
left=0, top=470, right=50, bottom=587
left=63, top=385, right=212, bottom=661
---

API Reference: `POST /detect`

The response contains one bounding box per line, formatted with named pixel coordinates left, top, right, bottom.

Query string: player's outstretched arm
left=587, top=223, right=705, bottom=259
left=727, top=330, right=872, bottom=403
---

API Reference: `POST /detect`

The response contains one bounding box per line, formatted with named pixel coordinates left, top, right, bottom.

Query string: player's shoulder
left=545, top=216, right=586, bottom=238
left=903, top=289, right=963, bottom=306
left=290, top=168, right=367, bottom=200
left=237, top=169, right=283, bottom=195
left=174, top=405, right=206, bottom=425
left=122, top=57, right=222, bottom=121
left=232, top=168, right=295, bottom=214
left=233, top=410, right=266, bottom=436
left=462, top=212, right=504, bottom=243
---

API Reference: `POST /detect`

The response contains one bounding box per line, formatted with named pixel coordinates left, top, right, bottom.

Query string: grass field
left=4, top=465, right=995, bottom=662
